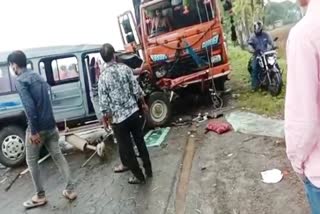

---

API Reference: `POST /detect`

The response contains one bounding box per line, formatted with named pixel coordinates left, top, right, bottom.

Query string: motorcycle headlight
left=211, top=54, right=222, bottom=64
left=267, top=56, right=276, bottom=66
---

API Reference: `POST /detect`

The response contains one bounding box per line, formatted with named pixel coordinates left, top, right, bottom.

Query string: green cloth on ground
left=144, top=127, right=171, bottom=147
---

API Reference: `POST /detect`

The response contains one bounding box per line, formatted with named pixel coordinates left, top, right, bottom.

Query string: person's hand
left=30, top=133, right=41, bottom=144
left=141, top=103, right=149, bottom=113
left=102, top=116, right=110, bottom=129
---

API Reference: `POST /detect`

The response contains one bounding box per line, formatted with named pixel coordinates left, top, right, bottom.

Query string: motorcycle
left=248, top=47, right=283, bottom=96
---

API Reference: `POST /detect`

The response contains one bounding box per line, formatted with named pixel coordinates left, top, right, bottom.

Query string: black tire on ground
left=214, top=76, right=227, bottom=92
left=147, top=92, right=172, bottom=128
left=0, top=126, right=26, bottom=167
left=268, top=71, right=283, bottom=97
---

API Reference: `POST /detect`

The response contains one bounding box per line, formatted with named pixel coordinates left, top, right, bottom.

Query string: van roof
left=0, top=44, right=102, bottom=64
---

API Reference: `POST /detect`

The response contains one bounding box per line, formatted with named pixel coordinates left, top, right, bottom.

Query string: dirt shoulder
left=185, top=128, right=309, bottom=214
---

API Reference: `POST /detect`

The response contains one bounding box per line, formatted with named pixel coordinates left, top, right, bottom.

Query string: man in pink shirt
left=285, top=0, right=320, bottom=213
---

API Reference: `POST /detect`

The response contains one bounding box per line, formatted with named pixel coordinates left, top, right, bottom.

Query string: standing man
left=8, top=51, right=77, bottom=209
left=98, top=43, right=152, bottom=184
left=285, top=0, right=320, bottom=213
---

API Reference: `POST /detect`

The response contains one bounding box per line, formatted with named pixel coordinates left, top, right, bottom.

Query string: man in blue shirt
left=8, top=51, right=77, bottom=209
left=248, top=21, right=274, bottom=90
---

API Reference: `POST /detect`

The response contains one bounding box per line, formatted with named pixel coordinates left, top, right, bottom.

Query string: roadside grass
left=228, top=46, right=287, bottom=117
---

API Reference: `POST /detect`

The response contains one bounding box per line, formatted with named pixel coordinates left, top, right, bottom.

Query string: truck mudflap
left=157, top=64, right=231, bottom=89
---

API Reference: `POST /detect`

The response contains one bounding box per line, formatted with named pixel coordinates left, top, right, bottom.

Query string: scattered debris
left=0, top=164, right=6, bottom=170
left=193, top=113, right=208, bottom=123
left=144, top=127, right=171, bottom=147
left=201, top=166, right=207, bottom=171
left=0, top=178, right=7, bottom=184
left=227, top=153, right=233, bottom=157
left=282, top=170, right=290, bottom=177
left=275, top=140, right=285, bottom=145
left=226, top=111, right=284, bottom=138
left=232, top=94, right=240, bottom=99
left=152, top=186, right=160, bottom=192
left=205, top=121, right=231, bottom=134
left=261, top=169, right=283, bottom=184
left=195, top=209, right=202, bottom=214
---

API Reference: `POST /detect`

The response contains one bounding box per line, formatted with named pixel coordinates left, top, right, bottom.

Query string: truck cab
left=117, top=0, right=230, bottom=127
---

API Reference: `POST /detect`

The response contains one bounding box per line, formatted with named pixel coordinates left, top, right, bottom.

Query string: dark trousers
left=251, top=56, right=261, bottom=90
left=112, top=111, right=151, bottom=181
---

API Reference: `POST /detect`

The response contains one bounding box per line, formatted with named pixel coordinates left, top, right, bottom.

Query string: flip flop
left=23, top=198, right=47, bottom=209
left=114, top=164, right=129, bottom=173
left=128, top=176, right=145, bottom=185
left=62, top=190, right=77, bottom=201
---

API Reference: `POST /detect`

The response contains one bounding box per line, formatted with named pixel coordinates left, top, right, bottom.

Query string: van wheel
left=0, top=126, right=26, bottom=167
left=147, top=92, right=172, bottom=128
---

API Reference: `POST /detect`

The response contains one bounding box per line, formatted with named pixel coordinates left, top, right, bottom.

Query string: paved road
left=0, top=123, right=310, bottom=214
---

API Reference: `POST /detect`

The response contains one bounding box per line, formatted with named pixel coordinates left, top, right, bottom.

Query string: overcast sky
left=0, top=0, right=133, bottom=52
left=0, top=0, right=297, bottom=52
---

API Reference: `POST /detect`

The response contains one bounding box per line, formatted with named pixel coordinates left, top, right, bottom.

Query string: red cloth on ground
left=206, top=121, right=231, bottom=134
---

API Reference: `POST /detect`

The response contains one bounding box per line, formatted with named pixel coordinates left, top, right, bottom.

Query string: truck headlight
left=211, top=54, right=222, bottom=64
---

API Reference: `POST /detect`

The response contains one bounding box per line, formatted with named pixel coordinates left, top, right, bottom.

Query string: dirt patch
left=185, top=128, right=309, bottom=214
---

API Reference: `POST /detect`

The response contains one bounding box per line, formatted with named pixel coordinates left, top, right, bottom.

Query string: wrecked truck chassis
left=136, top=64, right=230, bottom=128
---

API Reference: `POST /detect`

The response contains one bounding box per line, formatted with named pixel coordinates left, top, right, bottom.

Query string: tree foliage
left=264, top=1, right=301, bottom=26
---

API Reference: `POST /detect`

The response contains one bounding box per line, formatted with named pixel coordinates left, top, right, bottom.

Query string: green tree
left=231, top=0, right=264, bottom=48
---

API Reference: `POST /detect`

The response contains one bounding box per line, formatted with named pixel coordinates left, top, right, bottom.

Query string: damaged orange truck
left=116, top=0, right=230, bottom=127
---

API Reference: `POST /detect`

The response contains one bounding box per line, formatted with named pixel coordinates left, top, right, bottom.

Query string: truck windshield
left=145, top=0, right=216, bottom=37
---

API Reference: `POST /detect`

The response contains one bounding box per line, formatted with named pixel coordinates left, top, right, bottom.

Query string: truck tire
left=147, top=92, right=172, bottom=128
left=0, top=126, right=26, bottom=167
left=214, top=76, right=227, bottom=92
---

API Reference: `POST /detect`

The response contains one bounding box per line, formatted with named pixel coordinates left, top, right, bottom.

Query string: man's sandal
left=62, top=190, right=77, bottom=201
left=128, top=176, right=146, bottom=185
left=114, top=164, right=129, bottom=173
left=23, top=195, right=47, bottom=209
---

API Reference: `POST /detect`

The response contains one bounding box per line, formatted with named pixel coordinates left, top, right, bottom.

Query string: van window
left=51, top=57, right=79, bottom=83
left=0, top=66, right=11, bottom=94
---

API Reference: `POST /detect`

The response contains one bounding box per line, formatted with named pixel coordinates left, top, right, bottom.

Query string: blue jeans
left=251, top=57, right=260, bottom=90
left=304, top=178, right=320, bottom=214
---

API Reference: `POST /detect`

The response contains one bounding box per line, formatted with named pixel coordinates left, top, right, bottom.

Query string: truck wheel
left=214, top=76, right=227, bottom=92
left=0, top=126, right=26, bottom=167
left=147, top=92, right=172, bottom=128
